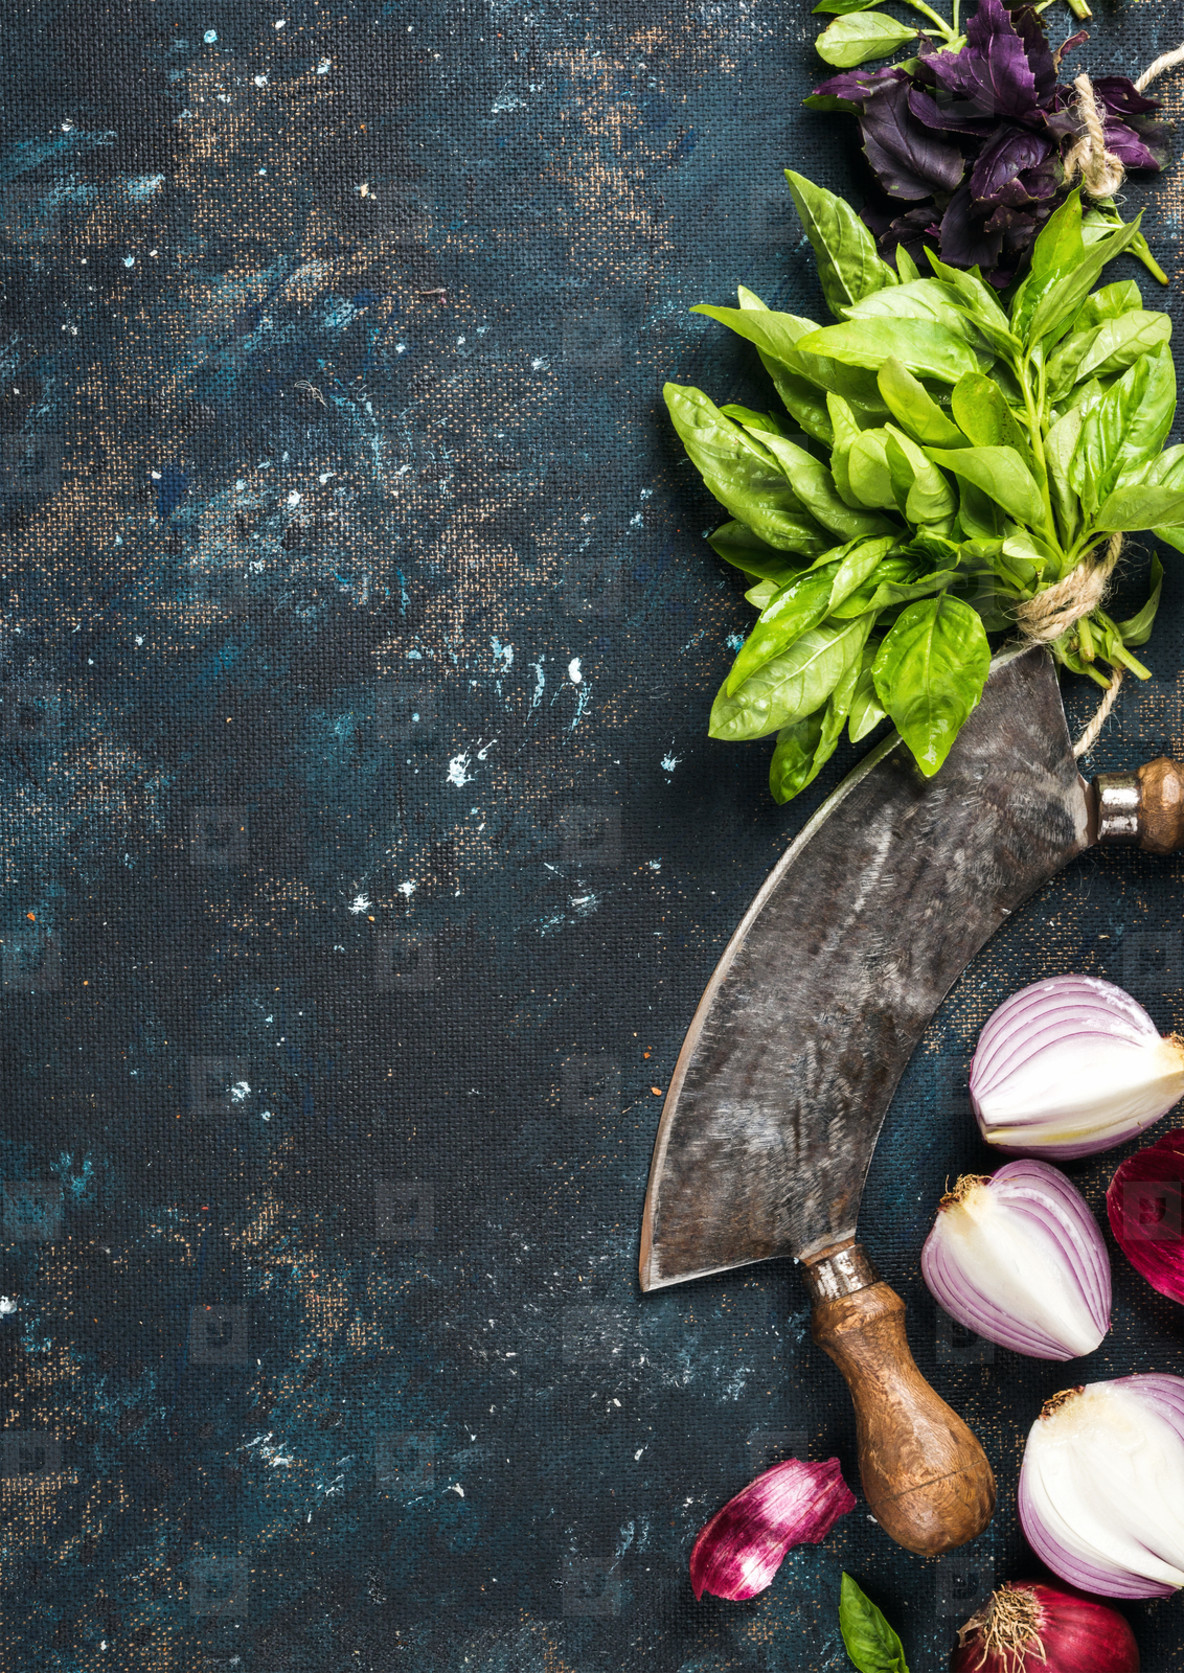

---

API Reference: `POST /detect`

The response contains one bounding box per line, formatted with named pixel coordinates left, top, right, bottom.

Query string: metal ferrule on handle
left=1095, top=759, right=1184, bottom=855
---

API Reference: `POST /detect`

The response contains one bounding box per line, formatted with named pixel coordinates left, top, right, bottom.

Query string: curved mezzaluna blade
left=640, top=645, right=1092, bottom=1292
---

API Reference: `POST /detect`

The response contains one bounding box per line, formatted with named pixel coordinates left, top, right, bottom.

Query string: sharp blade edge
left=640, top=646, right=1090, bottom=1290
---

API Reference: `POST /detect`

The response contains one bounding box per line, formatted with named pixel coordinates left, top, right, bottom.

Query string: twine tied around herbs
left=1013, top=47, right=1184, bottom=752
left=1014, top=536, right=1123, bottom=756
left=1065, top=44, right=1184, bottom=200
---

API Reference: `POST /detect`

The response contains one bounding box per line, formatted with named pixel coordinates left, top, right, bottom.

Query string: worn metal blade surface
left=640, top=645, right=1092, bottom=1291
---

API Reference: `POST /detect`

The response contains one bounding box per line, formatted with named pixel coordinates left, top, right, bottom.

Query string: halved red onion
left=1019, top=1376, right=1184, bottom=1598
left=952, top=1581, right=1140, bottom=1673
left=970, top=976, right=1184, bottom=1159
left=689, top=1456, right=854, bottom=1601
left=1108, top=1130, right=1184, bottom=1304
left=921, top=1161, right=1110, bottom=1359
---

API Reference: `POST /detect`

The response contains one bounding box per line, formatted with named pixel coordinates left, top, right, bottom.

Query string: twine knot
left=1014, top=534, right=1121, bottom=644
left=1063, top=73, right=1126, bottom=198
left=1063, top=45, right=1184, bottom=202
left=1015, top=536, right=1124, bottom=757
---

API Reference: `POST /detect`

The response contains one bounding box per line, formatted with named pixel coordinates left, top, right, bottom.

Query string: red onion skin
left=1108, top=1130, right=1184, bottom=1305
left=950, top=1584, right=1139, bottom=1673
left=689, top=1456, right=854, bottom=1601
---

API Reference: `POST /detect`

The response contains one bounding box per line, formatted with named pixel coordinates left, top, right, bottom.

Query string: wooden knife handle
left=1096, top=759, right=1184, bottom=854
left=804, top=1243, right=995, bottom=1557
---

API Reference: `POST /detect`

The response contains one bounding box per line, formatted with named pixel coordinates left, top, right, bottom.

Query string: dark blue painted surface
left=1, top=2, right=1184, bottom=1668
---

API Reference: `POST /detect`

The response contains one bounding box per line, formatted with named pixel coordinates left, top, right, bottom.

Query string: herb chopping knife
left=641, top=642, right=1184, bottom=1556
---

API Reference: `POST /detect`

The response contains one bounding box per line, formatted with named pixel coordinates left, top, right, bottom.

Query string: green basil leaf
left=1010, top=192, right=1084, bottom=343
left=1094, top=483, right=1184, bottom=532
left=1150, top=522, right=1184, bottom=557
left=695, top=300, right=886, bottom=423
left=784, top=170, right=899, bottom=319
left=1044, top=405, right=1083, bottom=547
left=950, top=373, right=1031, bottom=458
left=848, top=643, right=888, bottom=741
left=1070, top=348, right=1176, bottom=515
left=872, top=594, right=990, bottom=777
left=736, top=288, right=834, bottom=444
left=665, top=383, right=831, bottom=554
left=861, top=566, right=957, bottom=614
left=1047, top=311, right=1172, bottom=402
left=816, top=11, right=918, bottom=65
left=829, top=554, right=919, bottom=617
left=710, top=615, right=872, bottom=740
left=813, top=0, right=886, bottom=13
left=798, top=319, right=980, bottom=385
left=830, top=534, right=901, bottom=605
left=759, top=430, right=898, bottom=540
left=1139, top=441, right=1184, bottom=490
left=1024, top=213, right=1146, bottom=351
left=838, top=1573, right=910, bottom=1673
left=925, top=445, right=1045, bottom=526
left=726, top=565, right=838, bottom=693
left=719, top=403, right=785, bottom=435
left=1115, top=552, right=1163, bottom=647
left=769, top=624, right=870, bottom=802
left=827, top=393, right=864, bottom=507
left=744, top=578, right=780, bottom=608
left=1075, top=279, right=1143, bottom=331
left=894, top=245, right=921, bottom=283
left=956, top=480, right=1006, bottom=541
left=923, top=248, right=1014, bottom=334
left=707, top=520, right=806, bottom=583
left=845, top=278, right=980, bottom=343
left=884, top=427, right=957, bottom=523
left=769, top=711, right=826, bottom=803
left=878, top=357, right=965, bottom=449
left=848, top=428, right=897, bottom=510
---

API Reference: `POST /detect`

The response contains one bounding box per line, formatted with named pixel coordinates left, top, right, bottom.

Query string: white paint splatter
left=567, top=658, right=582, bottom=684
left=529, top=659, right=545, bottom=710
left=230, top=1081, right=251, bottom=1103
left=398, top=880, right=417, bottom=898
left=447, top=751, right=473, bottom=787
left=0, top=1297, right=16, bottom=1316
left=491, top=637, right=513, bottom=673
left=349, top=894, right=371, bottom=914
left=660, top=752, right=680, bottom=774
left=448, top=1482, right=465, bottom=1496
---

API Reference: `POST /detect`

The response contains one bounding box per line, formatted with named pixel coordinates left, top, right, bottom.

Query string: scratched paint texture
left=3, top=1, right=1184, bottom=1669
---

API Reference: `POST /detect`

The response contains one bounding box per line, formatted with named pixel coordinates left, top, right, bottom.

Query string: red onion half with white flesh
left=1019, top=1376, right=1184, bottom=1598
left=970, top=976, right=1184, bottom=1159
left=921, top=1161, right=1110, bottom=1359
left=952, top=1582, right=1140, bottom=1673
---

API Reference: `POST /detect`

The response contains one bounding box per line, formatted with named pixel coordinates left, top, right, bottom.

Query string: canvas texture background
left=3, top=1, right=1184, bottom=1668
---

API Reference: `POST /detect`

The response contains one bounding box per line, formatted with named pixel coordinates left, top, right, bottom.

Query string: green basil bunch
left=667, top=173, right=1180, bottom=803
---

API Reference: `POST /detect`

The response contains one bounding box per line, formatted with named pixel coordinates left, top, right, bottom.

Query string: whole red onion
left=952, top=1582, right=1138, bottom=1673
left=1107, top=1129, right=1184, bottom=1303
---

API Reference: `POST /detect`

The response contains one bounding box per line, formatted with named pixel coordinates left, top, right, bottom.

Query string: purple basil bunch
left=808, top=0, right=1166, bottom=283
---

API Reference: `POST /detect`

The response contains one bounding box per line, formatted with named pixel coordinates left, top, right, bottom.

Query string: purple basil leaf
left=811, top=64, right=899, bottom=111
left=1010, top=4, right=1056, bottom=105
left=940, top=180, right=1004, bottom=271
left=1053, top=30, right=1089, bottom=72
left=1103, top=116, right=1166, bottom=173
left=927, top=0, right=1039, bottom=123
left=908, top=84, right=997, bottom=136
left=860, top=76, right=965, bottom=200
left=970, top=126, right=1059, bottom=207
left=1091, top=75, right=1161, bottom=118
